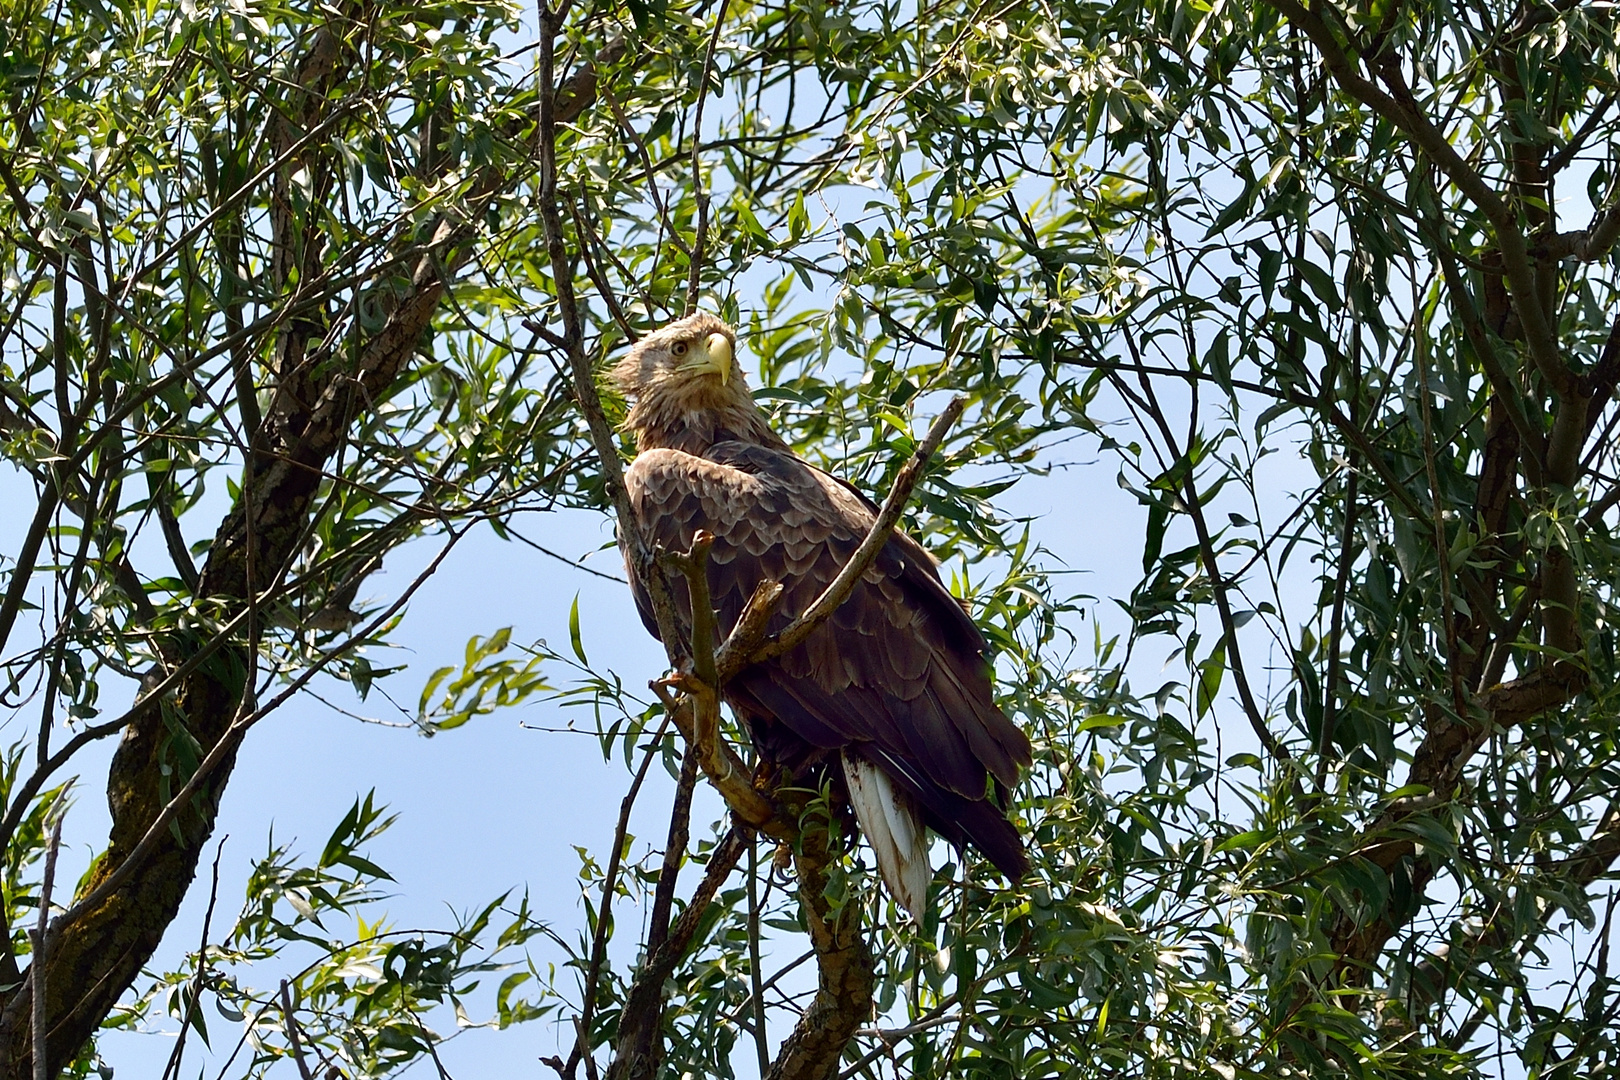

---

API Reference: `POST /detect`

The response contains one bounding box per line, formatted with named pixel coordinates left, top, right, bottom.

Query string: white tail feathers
left=842, top=752, right=931, bottom=919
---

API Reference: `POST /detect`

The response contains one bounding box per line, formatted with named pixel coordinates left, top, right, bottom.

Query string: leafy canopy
left=2, top=0, right=1619, bottom=1076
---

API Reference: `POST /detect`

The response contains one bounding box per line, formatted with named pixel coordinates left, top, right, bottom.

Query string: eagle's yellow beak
left=681, top=332, right=734, bottom=386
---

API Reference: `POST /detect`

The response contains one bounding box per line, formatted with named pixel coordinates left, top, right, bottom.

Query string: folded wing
left=622, top=442, right=1031, bottom=886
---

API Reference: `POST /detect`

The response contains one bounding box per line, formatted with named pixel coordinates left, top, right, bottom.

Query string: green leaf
left=1079, top=714, right=1128, bottom=731
left=1143, top=497, right=1169, bottom=573
left=568, top=594, right=588, bottom=665
left=1195, top=644, right=1226, bottom=719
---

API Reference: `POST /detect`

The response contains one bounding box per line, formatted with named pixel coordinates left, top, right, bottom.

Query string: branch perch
left=654, top=397, right=967, bottom=830
left=532, top=17, right=966, bottom=1067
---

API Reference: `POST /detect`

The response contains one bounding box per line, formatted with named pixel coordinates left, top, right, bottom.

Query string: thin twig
left=600, top=86, right=690, bottom=259
left=160, top=837, right=227, bottom=1080
left=1112, top=351, right=1291, bottom=768
left=566, top=713, right=673, bottom=1080
left=49, top=531, right=466, bottom=941
left=747, top=838, right=770, bottom=1078
left=722, top=947, right=815, bottom=1030
left=1413, top=270, right=1471, bottom=718
left=279, top=981, right=315, bottom=1080
left=684, top=0, right=731, bottom=314
left=571, top=198, right=638, bottom=339
left=1316, top=452, right=1360, bottom=790
left=835, top=995, right=962, bottom=1079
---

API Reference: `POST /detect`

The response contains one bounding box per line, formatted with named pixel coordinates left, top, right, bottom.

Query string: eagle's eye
left=670, top=340, right=690, bottom=357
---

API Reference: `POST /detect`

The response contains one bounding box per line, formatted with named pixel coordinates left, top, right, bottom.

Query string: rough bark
left=606, top=827, right=749, bottom=1080
left=0, top=16, right=639, bottom=1071
left=762, top=827, right=874, bottom=1080
left=1263, top=0, right=1598, bottom=1014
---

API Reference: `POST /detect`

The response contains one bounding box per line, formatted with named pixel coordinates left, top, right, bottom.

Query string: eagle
left=612, top=312, right=1030, bottom=917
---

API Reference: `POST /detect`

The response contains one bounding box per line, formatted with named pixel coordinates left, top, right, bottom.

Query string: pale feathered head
left=610, top=312, right=744, bottom=405
left=611, top=313, right=780, bottom=451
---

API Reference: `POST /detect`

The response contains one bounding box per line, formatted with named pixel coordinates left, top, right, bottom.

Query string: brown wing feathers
left=624, top=441, right=1031, bottom=880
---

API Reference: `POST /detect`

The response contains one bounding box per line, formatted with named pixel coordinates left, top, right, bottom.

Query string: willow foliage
left=1, top=0, right=1618, bottom=1076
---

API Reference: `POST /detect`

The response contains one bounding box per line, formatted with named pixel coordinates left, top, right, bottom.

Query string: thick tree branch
left=763, top=825, right=874, bottom=1080
left=1539, top=203, right=1620, bottom=264
left=1582, top=315, right=1620, bottom=441
left=1402, top=799, right=1620, bottom=1020
left=652, top=689, right=781, bottom=834
left=1320, top=661, right=1588, bottom=990
left=0, top=189, right=471, bottom=1080
left=1265, top=0, right=1569, bottom=396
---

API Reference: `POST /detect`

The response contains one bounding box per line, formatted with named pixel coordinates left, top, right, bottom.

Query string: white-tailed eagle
left=612, top=313, right=1030, bottom=917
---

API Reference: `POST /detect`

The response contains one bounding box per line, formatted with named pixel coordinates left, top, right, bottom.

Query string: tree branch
left=1403, top=799, right=1620, bottom=1020
left=1431, top=237, right=1546, bottom=481
left=1265, top=0, right=1570, bottom=397
left=683, top=0, right=730, bottom=314
left=605, top=825, right=749, bottom=1080
left=1539, top=202, right=1620, bottom=263
left=651, top=688, right=781, bottom=834
left=566, top=714, right=673, bottom=1080
left=279, top=981, right=315, bottom=1080
left=644, top=746, right=700, bottom=960
left=1111, top=352, right=1291, bottom=769
left=763, top=823, right=874, bottom=1080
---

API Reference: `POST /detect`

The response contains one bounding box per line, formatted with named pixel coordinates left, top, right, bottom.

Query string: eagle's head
left=612, top=313, right=780, bottom=453
left=611, top=312, right=743, bottom=404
